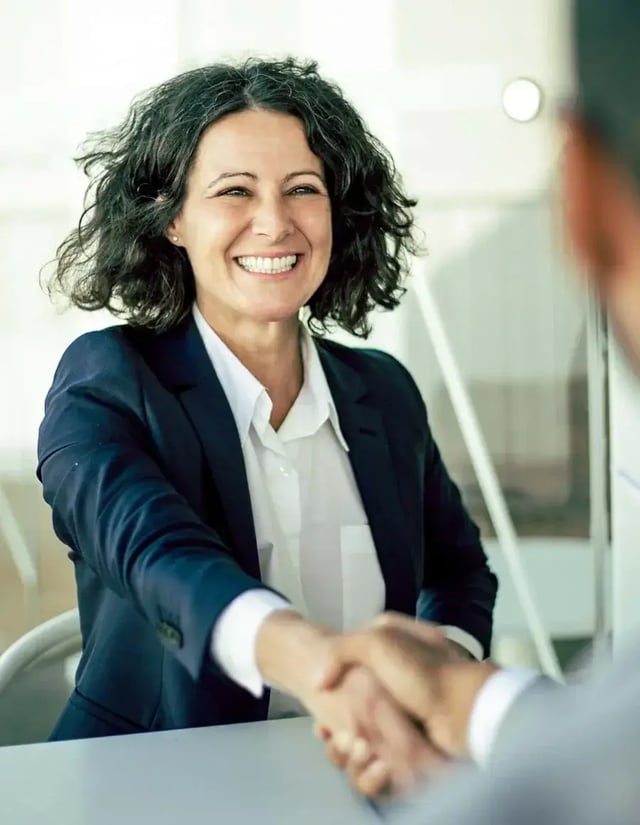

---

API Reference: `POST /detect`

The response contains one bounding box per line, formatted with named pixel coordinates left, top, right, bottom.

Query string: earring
left=171, top=235, right=179, bottom=243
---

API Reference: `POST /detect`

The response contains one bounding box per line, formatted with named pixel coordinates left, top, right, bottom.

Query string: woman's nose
left=252, top=196, right=294, bottom=242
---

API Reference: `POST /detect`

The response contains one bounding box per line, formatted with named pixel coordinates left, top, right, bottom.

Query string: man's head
left=565, top=0, right=640, bottom=368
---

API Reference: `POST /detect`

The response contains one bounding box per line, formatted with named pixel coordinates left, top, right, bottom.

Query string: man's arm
left=319, top=613, right=555, bottom=763
left=318, top=614, right=498, bottom=759
left=475, top=668, right=560, bottom=761
left=389, top=643, right=640, bottom=825
left=317, top=612, right=640, bottom=823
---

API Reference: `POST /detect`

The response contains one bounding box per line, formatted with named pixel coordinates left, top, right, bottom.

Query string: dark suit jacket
left=37, top=315, right=497, bottom=740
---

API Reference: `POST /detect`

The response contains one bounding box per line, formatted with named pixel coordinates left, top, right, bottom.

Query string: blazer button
left=157, top=621, right=183, bottom=648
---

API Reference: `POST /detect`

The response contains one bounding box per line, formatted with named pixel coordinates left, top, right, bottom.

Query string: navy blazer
left=37, top=316, right=497, bottom=740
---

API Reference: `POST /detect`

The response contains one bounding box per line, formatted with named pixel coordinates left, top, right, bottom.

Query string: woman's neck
left=198, top=306, right=304, bottom=429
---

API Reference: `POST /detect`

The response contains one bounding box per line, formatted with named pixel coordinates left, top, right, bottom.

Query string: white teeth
left=236, top=254, right=298, bottom=274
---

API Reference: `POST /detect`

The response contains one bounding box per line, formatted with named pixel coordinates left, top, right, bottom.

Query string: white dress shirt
left=468, top=667, right=540, bottom=764
left=193, top=305, right=482, bottom=717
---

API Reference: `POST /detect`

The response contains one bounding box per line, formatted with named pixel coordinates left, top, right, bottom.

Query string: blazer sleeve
left=417, top=424, right=498, bottom=656
left=37, top=331, right=269, bottom=683
left=384, top=353, right=498, bottom=656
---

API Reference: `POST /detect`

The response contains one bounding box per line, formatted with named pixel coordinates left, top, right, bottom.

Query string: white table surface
left=0, top=717, right=381, bottom=824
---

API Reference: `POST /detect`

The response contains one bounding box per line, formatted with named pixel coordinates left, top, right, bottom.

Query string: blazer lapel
left=317, top=344, right=417, bottom=613
left=145, top=317, right=259, bottom=579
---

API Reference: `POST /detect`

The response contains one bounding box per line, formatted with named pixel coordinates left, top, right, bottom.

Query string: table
left=0, top=717, right=380, bottom=824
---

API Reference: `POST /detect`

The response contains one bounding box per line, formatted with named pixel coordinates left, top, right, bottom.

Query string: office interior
left=0, top=0, right=635, bottom=748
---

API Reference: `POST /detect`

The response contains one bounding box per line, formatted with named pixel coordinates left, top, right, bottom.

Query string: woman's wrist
left=255, top=610, right=336, bottom=699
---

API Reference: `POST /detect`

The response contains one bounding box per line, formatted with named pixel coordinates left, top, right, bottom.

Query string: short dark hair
left=574, top=0, right=640, bottom=193
left=46, top=57, right=421, bottom=337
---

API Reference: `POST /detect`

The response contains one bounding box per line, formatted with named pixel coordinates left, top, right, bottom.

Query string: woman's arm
left=37, top=331, right=285, bottom=682
left=419, top=428, right=498, bottom=658
left=369, top=348, right=498, bottom=657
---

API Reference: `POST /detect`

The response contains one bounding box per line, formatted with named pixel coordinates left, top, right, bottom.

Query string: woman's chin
left=244, top=302, right=304, bottom=326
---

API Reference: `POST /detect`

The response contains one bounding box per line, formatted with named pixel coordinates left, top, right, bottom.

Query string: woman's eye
left=218, top=187, right=250, bottom=197
left=214, top=185, right=322, bottom=198
left=288, top=185, right=319, bottom=195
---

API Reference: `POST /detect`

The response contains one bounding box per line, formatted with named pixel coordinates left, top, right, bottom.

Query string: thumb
left=315, top=634, right=372, bottom=690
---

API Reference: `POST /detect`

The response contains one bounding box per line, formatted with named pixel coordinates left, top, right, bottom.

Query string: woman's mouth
left=235, top=254, right=300, bottom=275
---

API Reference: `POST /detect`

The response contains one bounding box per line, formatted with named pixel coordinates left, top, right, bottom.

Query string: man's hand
left=306, top=665, right=446, bottom=797
left=317, top=613, right=499, bottom=759
left=254, top=611, right=446, bottom=797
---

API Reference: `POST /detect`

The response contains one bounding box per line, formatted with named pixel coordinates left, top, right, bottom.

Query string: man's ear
left=562, top=117, right=615, bottom=277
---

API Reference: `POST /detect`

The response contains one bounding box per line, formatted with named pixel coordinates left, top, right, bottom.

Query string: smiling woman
left=37, top=57, right=497, bottom=799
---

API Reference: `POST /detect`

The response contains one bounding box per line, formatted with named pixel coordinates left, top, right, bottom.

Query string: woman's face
left=169, top=109, right=332, bottom=331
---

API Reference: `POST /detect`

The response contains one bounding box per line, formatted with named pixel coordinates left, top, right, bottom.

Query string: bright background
left=4, top=0, right=621, bottom=672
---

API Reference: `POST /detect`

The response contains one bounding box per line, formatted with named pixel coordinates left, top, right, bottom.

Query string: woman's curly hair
left=47, top=57, right=422, bottom=337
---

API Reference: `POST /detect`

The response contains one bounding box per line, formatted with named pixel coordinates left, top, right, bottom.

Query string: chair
left=0, top=609, right=81, bottom=746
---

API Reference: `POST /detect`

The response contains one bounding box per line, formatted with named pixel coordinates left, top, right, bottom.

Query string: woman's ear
left=159, top=197, right=183, bottom=246
left=165, top=221, right=182, bottom=246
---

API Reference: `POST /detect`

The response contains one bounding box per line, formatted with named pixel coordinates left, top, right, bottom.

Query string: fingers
left=315, top=722, right=373, bottom=771
left=313, top=722, right=331, bottom=741
left=372, top=613, right=447, bottom=646
left=343, top=667, right=444, bottom=792
left=369, top=687, right=447, bottom=792
left=339, top=728, right=446, bottom=799
left=338, top=722, right=445, bottom=799
left=317, top=636, right=427, bottom=732
left=325, top=737, right=350, bottom=771
left=323, top=731, right=388, bottom=797
left=317, top=615, right=448, bottom=691
left=349, top=758, right=390, bottom=798
left=325, top=732, right=390, bottom=799
left=318, top=635, right=372, bottom=690
left=311, top=659, right=450, bottom=799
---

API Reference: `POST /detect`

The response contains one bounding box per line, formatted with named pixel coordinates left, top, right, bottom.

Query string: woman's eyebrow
left=206, top=171, right=257, bottom=189
left=283, top=170, right=325, bottom=183
left=205, top=169, right=325, bottom=190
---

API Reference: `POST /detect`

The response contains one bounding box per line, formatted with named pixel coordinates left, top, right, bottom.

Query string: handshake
left=255, top=612, right=498, bottom=798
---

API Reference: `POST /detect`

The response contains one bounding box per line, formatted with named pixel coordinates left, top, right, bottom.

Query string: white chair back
left=0, top=609, right=81, bottom=745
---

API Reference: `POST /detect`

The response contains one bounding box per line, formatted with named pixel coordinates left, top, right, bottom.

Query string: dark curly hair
left=46, top=57, right=422, bottom=337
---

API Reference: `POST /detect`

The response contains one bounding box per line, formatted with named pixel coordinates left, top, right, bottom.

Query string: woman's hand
left=307, top=665, right=448, bottom=798
left=317, top=613, right=499, bottom=759
left=254, top=610, right=340, bottom=698
left=255, top=611, right=447, bottom=798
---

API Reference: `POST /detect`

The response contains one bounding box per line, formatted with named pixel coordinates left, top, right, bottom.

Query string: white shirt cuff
left=440, top=626, right=484, bottom=661
left=468, top=667, right=540, bottom=766
left=210, top=590, right=293, bottom=697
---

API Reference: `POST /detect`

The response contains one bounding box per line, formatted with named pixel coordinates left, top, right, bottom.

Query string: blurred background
left=3, top=0, right=626, bottom=729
